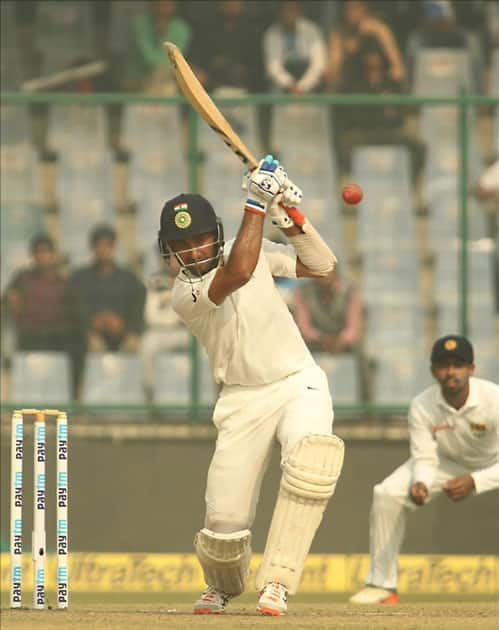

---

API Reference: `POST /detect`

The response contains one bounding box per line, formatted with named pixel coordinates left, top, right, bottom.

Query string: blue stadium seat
left=81, top=353, right=146, bottom=404
left=352, top=146, right=412, bottom=194
left=133, top=173, right=179, bottom=255
left=10, top=352, right=71, bottom=404
left=361, top=250, right=420, bottom=306
left=47, top=105, right=109, bottom=156
left=365, top=304, right=426, bottom=356
left=153, top=351, right=217, bottom=406
left=122, top=104, right=186, bottom=256
left=56, top=151, right=116, bottom=264
left=312, top=352, right=359, bottom=405
left=475, top=355, right=499, bottom=382
left=373, top=356, right=432, bottom=405
left=270, top=104, right=341, bottom=247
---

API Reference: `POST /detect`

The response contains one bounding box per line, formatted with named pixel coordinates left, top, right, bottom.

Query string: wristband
left=244, top=198, right=266, bottom=216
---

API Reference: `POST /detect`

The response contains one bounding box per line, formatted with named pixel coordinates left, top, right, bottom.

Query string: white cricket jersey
left=408, top=377, right=499, bottom=494
left=172, top=238, right=315, bottom=386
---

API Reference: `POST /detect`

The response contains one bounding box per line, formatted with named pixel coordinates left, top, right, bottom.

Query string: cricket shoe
left=349, top=586, right=400, bottom=604
left=256, top=582, right=288, bottom=616
left=193, top=586, right=233, bottom=614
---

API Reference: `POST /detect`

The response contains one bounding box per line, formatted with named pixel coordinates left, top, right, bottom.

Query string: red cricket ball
left=342, top=183, right=363, bottom=205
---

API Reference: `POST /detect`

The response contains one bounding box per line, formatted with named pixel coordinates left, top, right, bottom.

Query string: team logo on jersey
left=174, top=202, right=188, bottom=212
left=469, top=421, right=487, bottom=433
left=444, top=339, right=458, bottom=350
left=174, top=210, right=192, bottom=229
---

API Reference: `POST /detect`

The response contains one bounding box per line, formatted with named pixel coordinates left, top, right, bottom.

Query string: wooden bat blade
left=164, top=42, right=258, bottom=168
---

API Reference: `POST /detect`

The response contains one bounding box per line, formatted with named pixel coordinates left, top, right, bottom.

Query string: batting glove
left=269, top=195, right=306, bottom=229
left=242, top=155, right=289, bottom=215
left=281, top=178, right=303, bottom=207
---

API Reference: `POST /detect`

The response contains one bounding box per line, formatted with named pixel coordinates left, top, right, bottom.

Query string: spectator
left=126, top=0, right=192, bottom=93
left=140, top=255, right=190, bottom=402
left=4, top=234, right=69, bottom=352
left=293, top=267, right=369, bottom=399
left=189, top=0, right=256, bottom=92
left=405, top=0, right=482, bottom=90
left=326, top=0, right=405, bottom=90
left=326, top=1, right=426, bottom=210
left=66, top=224, right=146, bottom=397
left=293, top=267, right=362, bottom=355
left=263, top=0, right=327, bottom=94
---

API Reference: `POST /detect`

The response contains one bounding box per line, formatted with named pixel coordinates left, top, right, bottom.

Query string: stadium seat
left=10, top=352, right=72, bottom=404
left=435, top=302, right=459, bottom=340
left=361, top=250, right=420, bottom=306
left=352, top=146, right=412, bottom=194
left=34, top=1, right=97, bottom=75
left=123, top=104, right=187, bottom=256
left=475, top=355, right=499, bottom=382
left=0, top=104, right=32, bottom=146
left=357, top=190, right=416, bottom=252
left=312, top=352, right=359, bottom=405
left=121, top=103, right=185, bottom=175
left=373, top=356, right=432, bottom=405
left=56, top=151, right=116, bottom=264
left=365, top=303, right=426, bottom=356
left=0, top=143, right=40, bottom=205
left=133, top=173, right=179, bottom=256
left=412, top=48, right=473, bottom=95
left=270, top=104, right=341, bottom=246
left=81, top=353, right=146, bottom=404
left=153, top=351, right=217, bottom=406
left=47, top=105, right=109, bottom=156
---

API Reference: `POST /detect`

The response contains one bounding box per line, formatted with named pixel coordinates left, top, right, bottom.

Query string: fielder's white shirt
left=408, top=377, right=499, bottom=494
left=172, top=238, right=315, bottom=386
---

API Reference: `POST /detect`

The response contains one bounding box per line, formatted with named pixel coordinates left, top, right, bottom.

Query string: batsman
left=157, top=155, right=344, bottom=615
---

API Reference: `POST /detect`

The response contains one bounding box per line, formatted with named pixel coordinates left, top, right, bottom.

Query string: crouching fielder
left=157, top=156, right=344, bottom=615
left=351, top=335, right=499, bottom=604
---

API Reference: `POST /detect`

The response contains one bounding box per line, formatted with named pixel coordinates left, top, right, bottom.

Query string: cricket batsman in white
left=157, top=155, right=344, bottom=615
left=351, top=335, right=499, bottom=604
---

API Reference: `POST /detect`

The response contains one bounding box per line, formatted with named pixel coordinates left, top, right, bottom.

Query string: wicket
left=10, top=409, right=69, bottom=610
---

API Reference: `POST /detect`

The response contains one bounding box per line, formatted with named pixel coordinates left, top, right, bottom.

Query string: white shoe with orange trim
left=349, top=586, right=400, bottom=604
left=193, top=586, right=233, bottom=614
left=256, top=581, right=288, bottom=616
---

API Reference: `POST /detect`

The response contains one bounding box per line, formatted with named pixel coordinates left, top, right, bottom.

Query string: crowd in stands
left=1, top=0, right=498, bottom=406
left=2, top=225, right=361, bottom=403
left=3, top=1, right=498, bottom=94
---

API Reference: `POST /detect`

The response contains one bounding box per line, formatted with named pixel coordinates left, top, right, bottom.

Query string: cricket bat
left=164, top=42, right=258, bottom=169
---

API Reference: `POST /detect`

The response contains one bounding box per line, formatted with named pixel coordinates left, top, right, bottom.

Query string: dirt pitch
left=1, top=593, right=498, bottom=630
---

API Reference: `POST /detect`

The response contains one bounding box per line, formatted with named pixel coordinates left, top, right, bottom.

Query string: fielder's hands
left=242, top=155, right=288, bottom=215
left=409, top=482, right=428, bottom=506
left=443, top=474, right=475, bottom=502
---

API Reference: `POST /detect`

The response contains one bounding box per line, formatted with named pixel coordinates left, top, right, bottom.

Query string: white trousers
left=366, top=456, right=471, bottom=589
left=204, top=364, right=334, bottom=533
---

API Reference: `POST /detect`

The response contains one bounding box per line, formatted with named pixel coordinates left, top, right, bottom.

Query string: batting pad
left=256, top=434, right=344, bottom=594
left=194, top=528, right=252, bottom=595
